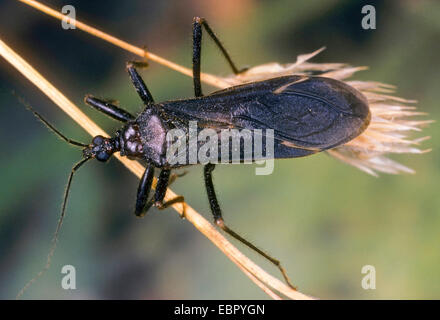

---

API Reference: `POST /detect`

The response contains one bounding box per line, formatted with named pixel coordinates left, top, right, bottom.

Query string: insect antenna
left=16, top=156, right=91, bottom=298
left=15, top=93, right=88, bottom=148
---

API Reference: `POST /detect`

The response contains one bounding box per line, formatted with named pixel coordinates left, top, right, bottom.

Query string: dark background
left=0, top=0, right=438, bottom=299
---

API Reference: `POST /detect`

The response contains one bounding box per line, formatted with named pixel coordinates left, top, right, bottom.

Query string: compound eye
left=92, top=135, right=105, bottom=146
left=96, top=150, right=110, bottom=162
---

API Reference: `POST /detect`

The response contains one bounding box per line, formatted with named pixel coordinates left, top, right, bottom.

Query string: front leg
left=135, top=167, right=186, bottom=217
left=134, top=164, right=155, bottom=217
left=84, top=95, right=134, bottom=123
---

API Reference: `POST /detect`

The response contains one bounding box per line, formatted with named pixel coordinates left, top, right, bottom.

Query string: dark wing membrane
left=160, top=75, right=370, bottom=158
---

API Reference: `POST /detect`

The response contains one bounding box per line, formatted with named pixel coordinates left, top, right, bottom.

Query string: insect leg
left=192, top=17, right=203, bottom=97
left=136, top=169, right=186, bottom=217
left=168, top=170, right=188, bottom=187
left=84, top=95, right=134, bottom=122
left=126, top=62, right=155, bottom=105
left=153, top=169, right=186, bottom=216
left=134, top=164, right=155, bottom=217
left=193, top=17, right=245, bottom=75
left=203, top=163, right=296, bottom=289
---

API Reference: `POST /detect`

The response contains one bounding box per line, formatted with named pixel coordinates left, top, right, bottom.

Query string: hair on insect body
left=19, top=16, right=370, bottom=293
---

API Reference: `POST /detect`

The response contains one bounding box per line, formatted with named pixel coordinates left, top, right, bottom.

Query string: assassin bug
left=23, top=17, right=370, bottom=290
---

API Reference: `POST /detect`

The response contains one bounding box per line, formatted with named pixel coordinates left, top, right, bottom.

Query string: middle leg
left=153, top=169, right=186, bottom=216
left=134, top=164, right=155, bottom=217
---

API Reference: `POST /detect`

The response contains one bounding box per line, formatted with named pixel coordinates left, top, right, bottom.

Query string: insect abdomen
left=209, top=75, right=371, bottom=158
left=259, top=76, right=371, bottom=154
left=160, top=75, right=371, bottom=162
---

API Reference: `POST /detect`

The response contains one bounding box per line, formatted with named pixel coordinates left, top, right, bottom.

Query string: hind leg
left=192, top=16, right=246, bottom=97
left=203, top=163, right=296, bottom=289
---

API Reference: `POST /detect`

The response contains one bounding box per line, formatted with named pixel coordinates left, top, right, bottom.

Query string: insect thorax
left=118, top=109, right=169, bottom=167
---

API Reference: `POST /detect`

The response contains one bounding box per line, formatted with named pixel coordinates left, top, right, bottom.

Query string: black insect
left=24, top=17, right=370, bottom=289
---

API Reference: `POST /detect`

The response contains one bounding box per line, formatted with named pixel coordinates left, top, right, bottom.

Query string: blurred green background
left=0, top=0, right=438, bottom=299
